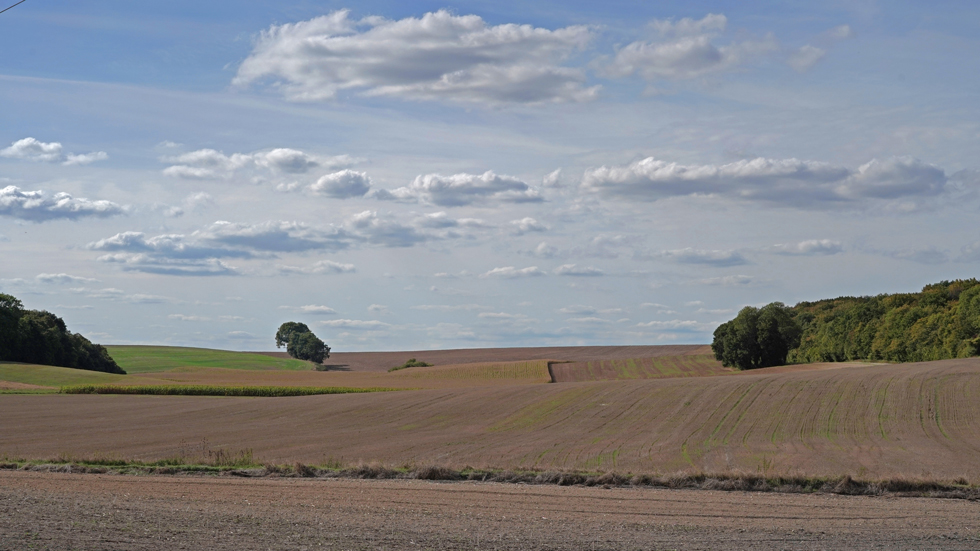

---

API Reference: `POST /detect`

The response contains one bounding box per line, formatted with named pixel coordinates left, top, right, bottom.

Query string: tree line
left=0, top=293, right=124, bottom=374
left=712, top=279, right=980, bottom=370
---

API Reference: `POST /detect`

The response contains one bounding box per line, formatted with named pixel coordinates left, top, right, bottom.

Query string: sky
left=1, top=1, right=978, bottom=352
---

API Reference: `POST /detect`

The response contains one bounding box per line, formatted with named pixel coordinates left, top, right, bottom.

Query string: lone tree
left=275, top=322, right=330, bottom=364
left=712, top=302, right=801, bottom=370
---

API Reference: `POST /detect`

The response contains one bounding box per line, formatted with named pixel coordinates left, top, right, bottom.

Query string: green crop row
left=59, top=384, right=402, bottom=397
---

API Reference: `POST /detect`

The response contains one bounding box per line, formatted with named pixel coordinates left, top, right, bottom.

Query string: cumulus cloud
left=658, top=248, right=747, bottom=267
left=542, top=168, right=564, bottom=188
left=602, top=14, right=778, bottom=82
left=0, top=186, right=124, bottom=222
left=278, top=260, right=356, bottom=275
left=374, top=171, right=542, bottom=206
left=511, top=217, right=548, bottom=235
left=69, top=287, right=174, bottom=304
left=87, top=221, right=350, bottom=276
left=162, top=147, right=354, bottom=181
left=768, top=239, right=843, bottom=255
left=310, top=169, right=372, bottom=198
left=1, top=137, right=107, bottom=165
left=234, top=9, right=598, bottom=105
left=345, top=210, right=427, bottom=247
left=553, top=264, right=604, bottom=276
left=481, top=266, right=546, bottom=279
left=697, top=275, right=755, bottom=286
left=298, top=305, right=338, bottom=315
left=319, top=319, right=391, bottom=329
left=582, top=156, right=950, bottom=209
left=35, top=273, right=99, bottom=284
left=528, top=242, right=559, bottom=259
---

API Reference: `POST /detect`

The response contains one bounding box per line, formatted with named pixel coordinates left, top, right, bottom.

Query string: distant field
left=551, top=354, right=731, bottom=382
left=5, top=357, right=980, bottom=481
left=106, top=346, right=314, bottom=374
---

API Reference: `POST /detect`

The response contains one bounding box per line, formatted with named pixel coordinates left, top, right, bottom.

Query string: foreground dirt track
left=1, top=471, right=978, bottom=550
left=4, top=358, right=980, bottom=480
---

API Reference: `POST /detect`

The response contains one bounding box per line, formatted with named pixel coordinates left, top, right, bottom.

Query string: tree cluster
left=0, top=293, right=124, bottom=374
left=711, top=303, right=802, bottom=370
left=275, top=322, right=330, bottom=364
left=711, top=279, right=980, bottom=369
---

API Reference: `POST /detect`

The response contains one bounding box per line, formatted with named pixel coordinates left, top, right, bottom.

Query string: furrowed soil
left=3, top=357, right=980, bottom=480
left=2, top=471, right=978, bottom=550
left=258, top=344, right=713, bottom=372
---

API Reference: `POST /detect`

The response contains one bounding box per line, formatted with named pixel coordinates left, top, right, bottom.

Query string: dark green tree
left=275, top=322, right=311, bottom=349
left=0, top=293, right=123, bottom=374
left=712, top=303, right=801, bottom=370
left=275, top=322, right=330, bottom=364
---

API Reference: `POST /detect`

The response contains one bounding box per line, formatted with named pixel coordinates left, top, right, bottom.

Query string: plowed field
left=551, top=354, right=731, bottom=381
left=3, top=357, right=980, bottom=481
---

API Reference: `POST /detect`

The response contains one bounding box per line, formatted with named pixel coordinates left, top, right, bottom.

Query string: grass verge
left=59, top=384, right=402, bottom=397
left=0, top=457, right=975, bottom=500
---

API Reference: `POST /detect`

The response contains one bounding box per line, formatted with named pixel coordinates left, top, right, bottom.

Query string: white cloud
left=658, top=248, right=747, bottom=267
left=310, top=169, right=372, bottom=198
left=367, top=304, right=389, bottom=314
left=567, top=316, right=613, bottom=324
left=298, top=304, right=338, bottom=315
left=35, top=273, right=100, bottom=284
left=375, top=171, right=542, bottom=206
left=278, top=260, right=356, bottom=275
left=319, top=319, right=391, bottom=329
left=345, top=210, right=427, bottom=247
left=788, top=45, right=826, bottom=72
left=636, top=319, right=708, bottom=330
left=559, top=305, right=597, bottom=315
left=768, top=239, right=843, bottom=256
left=63, top=151, right=109, bottom=166
left=478, top=312, right=527, bottom=320
left=1, top=137, right=108, bottom=165
left=511, top=217, right=548, bottom=235
left=0, top=186, right=124, bottom=222
left=162, top=147, right=354, bottom=181
left=234, top=9, right=598, bottom=105
left=169, top=314, right=210, bottom=322
left=542, top=168, right=563, bottom=188
left=528, top=242, right=559, bottom=259
left=481, top=266, right=546, bottom=278
left=582, top=156, right=949, bottom=209
left=602, top=14, right=778, bottom=82
left=553, top=264, right=604, bottom=276
left=412, top=304, right=488, bottom=311
left=69, top=287, right=174, bottom=304
left=696, top=275, right=755, bottom=286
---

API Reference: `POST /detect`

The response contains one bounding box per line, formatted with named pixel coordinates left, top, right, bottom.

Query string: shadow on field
left=315, top=364, right=351, bottom=371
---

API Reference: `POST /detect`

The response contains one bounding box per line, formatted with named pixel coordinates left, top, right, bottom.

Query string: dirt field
left=3, top=357, right=980, bottom=481
left=259, top=344, right=712, bottom=372
left=1, top=470, right=978, bottom=550
left=551, top=354, right=730, bottom=382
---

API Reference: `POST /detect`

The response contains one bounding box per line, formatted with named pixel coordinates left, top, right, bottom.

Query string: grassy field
left=105, top=346, right=314, bottom=373
left=0, top=362, right=126, bottom=387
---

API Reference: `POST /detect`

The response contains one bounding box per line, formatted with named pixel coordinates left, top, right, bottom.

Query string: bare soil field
left=2, top=471, right=978, bottom=550
left=3, top=357, right=980, bottom=481
left=552, top=354, right=731, bottom=382
left=258, top=344, right=712, bottom=372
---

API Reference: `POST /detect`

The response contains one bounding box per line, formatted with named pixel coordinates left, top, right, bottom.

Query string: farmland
left=2, top=346, right=979, bottom=482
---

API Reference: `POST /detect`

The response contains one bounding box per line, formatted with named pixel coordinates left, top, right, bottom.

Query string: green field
left=105, top=346, right=313, bottom=374
left=0, top=362, right=126, bottom=387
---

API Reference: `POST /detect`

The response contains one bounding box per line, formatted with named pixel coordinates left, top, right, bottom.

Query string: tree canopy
left=0, top=293, right=124, bottom=374
left=712, top=279, right=980, bottom=369
left=275, top=322, right=330, bottom=364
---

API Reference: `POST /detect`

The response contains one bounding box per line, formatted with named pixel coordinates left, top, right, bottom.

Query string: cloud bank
left=0, top=186, right=123, bottom=222
left=234, top=9, right=598, bottom=105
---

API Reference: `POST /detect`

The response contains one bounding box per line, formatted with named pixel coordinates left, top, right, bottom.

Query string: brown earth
left=1, top=470, right=978, bottom=550
left=0, top=380, right=49, bottom=390
left=255, top=344, right=712, bottom=372
left=3, top=358, right=980, bottom=481
left=551, top=354, right=731, bottom=382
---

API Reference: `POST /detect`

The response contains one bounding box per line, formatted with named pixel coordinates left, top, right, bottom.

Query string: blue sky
left=1, top=1, right=978, bottom=351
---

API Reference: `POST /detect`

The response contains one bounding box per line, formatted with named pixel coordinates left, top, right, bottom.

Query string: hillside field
left=1, top=345, right=979, bottom=482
